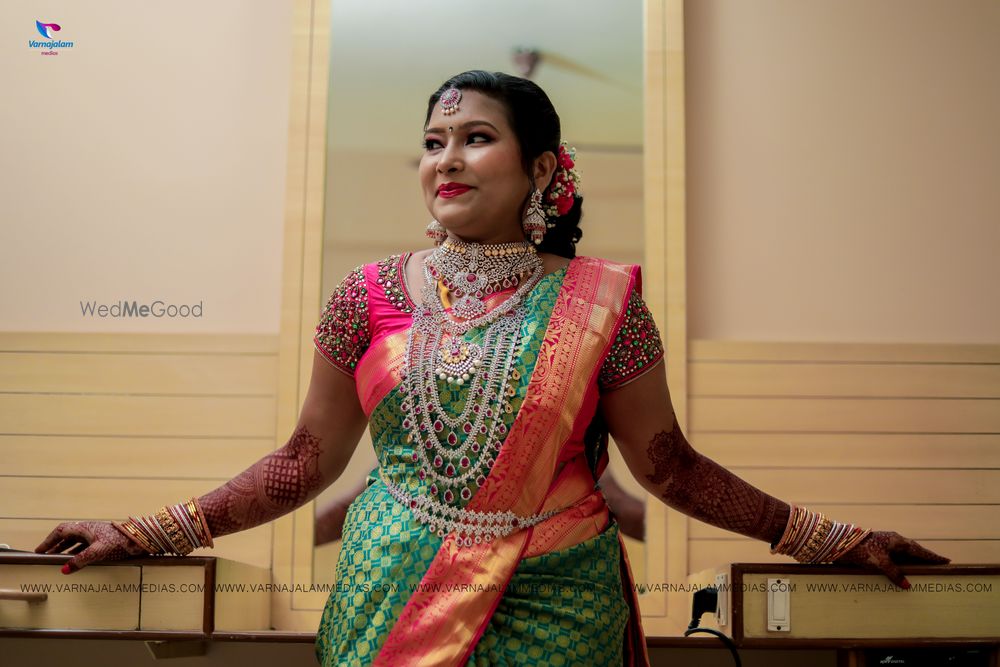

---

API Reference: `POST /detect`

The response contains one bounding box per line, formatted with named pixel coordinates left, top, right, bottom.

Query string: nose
left=435, top=140, right=463, bottom=174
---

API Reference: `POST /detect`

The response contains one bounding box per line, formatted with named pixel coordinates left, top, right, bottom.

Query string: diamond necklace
left=394, top=240, right=546, bottom=523
left=426, top=238, right=542, bottom=325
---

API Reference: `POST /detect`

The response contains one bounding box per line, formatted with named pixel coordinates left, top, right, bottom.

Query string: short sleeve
left=313, top=265, right=370, bottom=376
left=598, top=287, right=665, bottom=392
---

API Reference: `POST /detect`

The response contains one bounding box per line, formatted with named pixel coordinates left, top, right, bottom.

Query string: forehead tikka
left=440, top=87, right=461, bottom=116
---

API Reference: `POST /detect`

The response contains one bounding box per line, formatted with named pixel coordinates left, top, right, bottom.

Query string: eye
left=467, top=132, right=492, bottom=144
left=423, top=138, right=443, bottom=151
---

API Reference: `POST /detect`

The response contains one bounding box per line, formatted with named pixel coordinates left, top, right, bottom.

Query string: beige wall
left=685, top=0, right=1000, bottom=343
left=0, top=1, right=292, bottom=334
left=0, top=0, right=295, bottom=603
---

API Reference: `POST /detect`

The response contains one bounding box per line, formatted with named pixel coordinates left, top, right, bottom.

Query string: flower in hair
left=544, top=141, right=581, bottom=218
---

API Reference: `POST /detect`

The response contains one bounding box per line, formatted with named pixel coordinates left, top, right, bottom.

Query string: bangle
left=771, top=505, right=870, bottom=564
left=116, top=498, right=215, bottom=556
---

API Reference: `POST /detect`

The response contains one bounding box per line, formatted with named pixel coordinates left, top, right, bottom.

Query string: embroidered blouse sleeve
left=313, top=265, right=371, bottom=376
left=598, top=286, right=665, bottom=392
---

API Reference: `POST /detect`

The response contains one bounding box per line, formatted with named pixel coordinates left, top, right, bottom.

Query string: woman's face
left=419, top=90, right=533, bottom=244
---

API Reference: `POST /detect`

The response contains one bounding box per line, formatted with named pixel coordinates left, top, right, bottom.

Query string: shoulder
left=326, top=253, right=413, bottom=294
left=333, top=251, right=423, bottom=315
left=570, top=254, right=638, bottom=272
left=568, top=255, right=644, bottom=292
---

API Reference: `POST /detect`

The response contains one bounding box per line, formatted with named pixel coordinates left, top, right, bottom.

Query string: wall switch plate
left=767, top=577, right=791, bottom=632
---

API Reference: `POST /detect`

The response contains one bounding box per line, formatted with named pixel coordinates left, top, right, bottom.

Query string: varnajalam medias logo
left=31, top=20, right=74, bottom=55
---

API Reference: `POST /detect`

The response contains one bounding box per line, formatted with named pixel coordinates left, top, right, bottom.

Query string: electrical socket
left=715, top=572, right=728, bottom=627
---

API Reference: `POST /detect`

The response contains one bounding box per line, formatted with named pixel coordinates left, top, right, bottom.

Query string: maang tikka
left=439, top=88, right=461, bottom=115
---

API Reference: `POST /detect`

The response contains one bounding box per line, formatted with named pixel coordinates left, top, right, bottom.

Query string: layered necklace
left=386, top=237, right=559, bottom=547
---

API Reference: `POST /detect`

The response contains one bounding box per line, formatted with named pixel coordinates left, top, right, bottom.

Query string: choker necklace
left=426, top=238, right=542, bottom=322
left=388, top=238, right=549, bottom=546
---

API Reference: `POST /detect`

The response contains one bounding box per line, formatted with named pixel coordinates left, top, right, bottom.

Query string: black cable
left=687, top=586, right=742, bottom=667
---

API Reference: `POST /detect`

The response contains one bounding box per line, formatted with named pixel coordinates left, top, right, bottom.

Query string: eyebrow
left=423, top=120, right=500, bottom=134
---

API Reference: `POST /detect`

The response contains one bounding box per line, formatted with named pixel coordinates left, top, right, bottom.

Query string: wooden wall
left=0, top=333, right=280, bottom=570
left=685, top=340, right=1000, bottom=571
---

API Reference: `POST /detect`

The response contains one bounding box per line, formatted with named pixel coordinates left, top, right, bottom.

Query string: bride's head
left=419, top=71, right=583, bottom=257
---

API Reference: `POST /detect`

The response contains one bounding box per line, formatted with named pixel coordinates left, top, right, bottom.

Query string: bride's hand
left=34, top=521, right=148, bottom=574
left=833, top=530, right=950, bottom=589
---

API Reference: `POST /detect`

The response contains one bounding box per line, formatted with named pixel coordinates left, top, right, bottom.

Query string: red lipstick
left=437, top=182, right=472, bottom=198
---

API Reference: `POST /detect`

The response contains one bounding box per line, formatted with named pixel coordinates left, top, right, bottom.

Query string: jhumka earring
left=521, top=188, right=547, bottom=245
left=425, top=219, right=447, bottom=246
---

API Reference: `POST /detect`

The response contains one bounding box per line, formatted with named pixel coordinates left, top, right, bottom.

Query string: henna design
left=643, top=415, right=790, bottom=544
left=833, top=530, right=950, bottom=589
left=198, top=426, right=325, bottom=537
left=34, top=520, right=147, bottom=574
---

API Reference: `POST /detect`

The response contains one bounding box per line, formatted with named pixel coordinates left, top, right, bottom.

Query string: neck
left=445, top=229, right=528, bottom=246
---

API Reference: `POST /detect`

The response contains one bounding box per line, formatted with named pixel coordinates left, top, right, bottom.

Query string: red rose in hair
left=558, top=148, right=575, bottom=170
left=556, top=194, right=574, bottom=216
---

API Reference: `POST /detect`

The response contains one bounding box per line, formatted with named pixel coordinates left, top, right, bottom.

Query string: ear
left=531, top=151, right=558, bottom=192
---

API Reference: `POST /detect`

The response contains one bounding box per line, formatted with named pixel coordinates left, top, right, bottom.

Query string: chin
left=433, top=210, right=473, bottom=231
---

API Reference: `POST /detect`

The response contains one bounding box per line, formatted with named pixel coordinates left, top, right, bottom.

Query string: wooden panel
left=0, top=353, right=278, bottom=395
left=690, top=361, right=1000, bottom=398
left=0, top=563, right=140, bottom=630
left=690, top=505, right=1000, bottom=540
left=0, top=519, right=271, bottom=570
left=689, top=539, right=1000, bottom=573
left=741, top=572, right=1000, bottom=639
left=1, top=478, right=228, bottom=519
left=0, top=331, right=281, bottom=584
left=215, top=559, right=272, bottom=630
left=689, top=340, right=1000, bottom=364
left=690, top=397, right=1000, bottom=433
left=722, top=469, right=1000, bottom=504
left=682, top=340, right=999, bottom=588
left=0, top=394, right=275, bottom=438
left=0, top=333, right=278, bottom=354
left=140, top=566, right=205, bottom=631
left=691, top=433, right=1000, bottom=468
left=2, top=435, right=273, bottom=478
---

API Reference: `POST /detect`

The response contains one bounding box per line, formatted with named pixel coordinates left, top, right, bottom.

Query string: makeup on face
left=437, top=182, right=473, bottom=198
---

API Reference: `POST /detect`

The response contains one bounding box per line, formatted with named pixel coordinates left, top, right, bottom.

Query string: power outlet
left=714, top=572, right=728, bottom=627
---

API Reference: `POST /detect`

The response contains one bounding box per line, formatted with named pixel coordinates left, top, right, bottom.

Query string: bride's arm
left=196, top=349, right=368, bottom=538
left=600, top=358, right=949, bottom=588
left=36, top=349, right=368, bottom=571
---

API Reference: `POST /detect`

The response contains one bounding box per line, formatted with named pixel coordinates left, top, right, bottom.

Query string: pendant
left=453, top=271, right=487, bottom=295
left=436, top=336, right=483, bottom=384
left=452, top=295, right=487, bottom=320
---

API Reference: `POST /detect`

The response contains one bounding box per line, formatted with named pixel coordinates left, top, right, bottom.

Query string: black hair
left=425, top=70, right=583, bottom=259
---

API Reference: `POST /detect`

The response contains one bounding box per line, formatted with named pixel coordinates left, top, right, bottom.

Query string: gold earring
left=521, top=189, right=547, bottom=245
left=425, top=219, right=447, bottom=246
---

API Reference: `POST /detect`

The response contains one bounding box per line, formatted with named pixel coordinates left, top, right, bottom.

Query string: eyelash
left=422, top=133, right=492, bottom=151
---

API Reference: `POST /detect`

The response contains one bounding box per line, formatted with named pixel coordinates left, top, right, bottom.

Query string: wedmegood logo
left=30, top=20, right=75, bottom=54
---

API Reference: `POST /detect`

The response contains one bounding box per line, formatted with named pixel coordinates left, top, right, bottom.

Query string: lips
left=437, top=183, right=472, bottom=198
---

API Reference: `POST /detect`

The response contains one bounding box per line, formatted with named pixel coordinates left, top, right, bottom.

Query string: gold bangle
left=116, top=519, right=160, bottom=554
left=186, top=498, right=215, bottom=549
left=155, top=508, right=194, bottom=555
left=797, top=516, right=833, bottom=563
